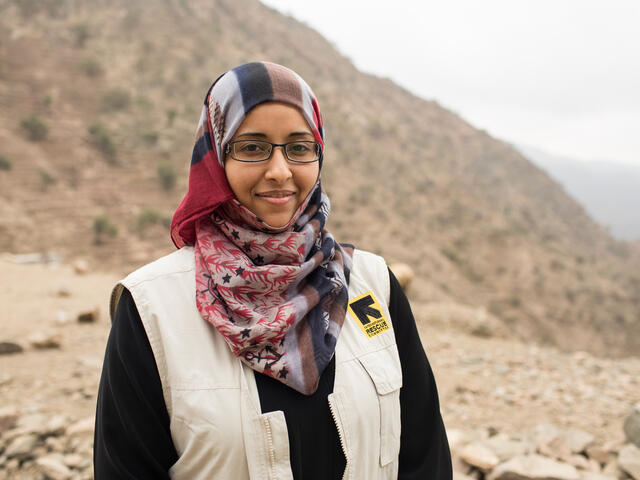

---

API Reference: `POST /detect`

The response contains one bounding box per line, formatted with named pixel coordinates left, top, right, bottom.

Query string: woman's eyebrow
left=287, top=131, right=313, bottom=138
left=235, top=132, right=267, bottom=138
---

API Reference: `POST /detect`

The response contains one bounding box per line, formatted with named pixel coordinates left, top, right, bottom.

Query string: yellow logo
left=348, top=291, right=390, bottom=339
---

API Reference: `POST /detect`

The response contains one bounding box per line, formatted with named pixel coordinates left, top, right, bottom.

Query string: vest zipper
left=328, top=394, right=348, bottom=480
left=262, top=415, right=276, bottom=479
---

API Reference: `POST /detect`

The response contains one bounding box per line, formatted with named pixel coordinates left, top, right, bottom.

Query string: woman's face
left=224, top=102, right=320, bottom=228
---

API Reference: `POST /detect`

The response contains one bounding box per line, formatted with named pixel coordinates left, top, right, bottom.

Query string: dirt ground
left=1, top=255, right=638, bottom=472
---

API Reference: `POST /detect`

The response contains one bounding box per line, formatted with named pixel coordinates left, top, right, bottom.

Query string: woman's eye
left=240, top=142, right=263, bottom=152
left=289, top=143, right=311, bottom=153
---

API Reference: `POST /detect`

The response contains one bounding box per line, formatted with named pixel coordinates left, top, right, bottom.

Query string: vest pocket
left=357, top=346, right=403, bottom=466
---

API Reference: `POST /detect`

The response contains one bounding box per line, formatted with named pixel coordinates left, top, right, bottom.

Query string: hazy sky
left=260, top=0, right=640, bottom=166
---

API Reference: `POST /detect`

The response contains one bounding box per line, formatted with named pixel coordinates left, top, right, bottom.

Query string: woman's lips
left=256, top=190, right=296, bottom=205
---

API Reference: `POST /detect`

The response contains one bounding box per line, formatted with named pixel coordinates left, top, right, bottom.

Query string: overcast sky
left=260, top=0, right=640, bottom=166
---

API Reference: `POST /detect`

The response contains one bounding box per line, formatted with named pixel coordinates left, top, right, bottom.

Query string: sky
left=260, top=0, right=640, bottom=166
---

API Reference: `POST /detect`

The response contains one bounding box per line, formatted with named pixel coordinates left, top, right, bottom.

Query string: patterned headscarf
left=170, top=62, right=352, bottom=395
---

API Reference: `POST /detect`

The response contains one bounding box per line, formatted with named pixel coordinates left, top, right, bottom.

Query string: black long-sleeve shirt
left=94, top=270, right=452, bottom=479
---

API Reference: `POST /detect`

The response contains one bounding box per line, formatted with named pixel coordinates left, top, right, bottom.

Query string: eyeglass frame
left=224, top=140, right=322, bottom=164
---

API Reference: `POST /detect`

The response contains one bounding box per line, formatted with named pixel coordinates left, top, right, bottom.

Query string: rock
left=485, top=434, right=533, bottom=461
left=624, top=403, right=640, bottom=448
left=35, top=454, right=72, bottom=480
left=580, top=472, right=618, bottom=480
left=45, top=414, right=68, bottom=437
left=389, top=263, right=414, bottom=290
left=586, top=445, right=615, bottom=465
left=5, top=434, right=39, bottom=461
left=488, top=454, right=581, bottom=480
left=565, top=453, right=590, bottom=470
left=28, top=331, right=62, bottom=349
left=619, top=444, right=640, bottom=480
left=0, top=406, right=19, bottom=434
left=72, top=259, right=89, bottom=275
left=77, top=307, right=99, bottom=324
left=460, top=442, right=500, bottom=471
left=56, top=286, right=72, bottom=297
left=17, top=413, right=50, bottom=434
left=448, top=429, right=469, bottom=454
left=454, top=472, right=476, bottom=480
left=66, top=416, right=94, bottom=436
left=0, top=341, right=23, bottom=355
left=601, top=459, right=626, bottom=478
left=533, top=423, right=562, bottom=450
left=55, top=310, right=71, bottom=325
left=562, top=428, right=595, bottom=454
left=63, top=453, right=84, bottom=468
left=45, top=435, right=66, bottom=452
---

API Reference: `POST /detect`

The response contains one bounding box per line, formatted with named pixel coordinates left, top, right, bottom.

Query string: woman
left=94, top=62, right=451, bottom=479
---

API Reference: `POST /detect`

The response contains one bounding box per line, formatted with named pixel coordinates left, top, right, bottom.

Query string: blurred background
left=0, top=0, right=638, bottom=478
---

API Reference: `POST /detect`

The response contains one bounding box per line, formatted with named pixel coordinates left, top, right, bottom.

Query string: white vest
left=111, top=247, right=402, bottom=479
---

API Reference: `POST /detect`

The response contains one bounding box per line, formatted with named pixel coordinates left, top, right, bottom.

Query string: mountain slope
left=0, top=0, right=639, bottom=357
left=518, top=145, right=640, bottom=241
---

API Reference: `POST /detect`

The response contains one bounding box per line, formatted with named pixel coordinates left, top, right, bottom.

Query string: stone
left=562, top=428, right=595, bottom=454
left=17, top=413, right=50, bottom=434
left=66, top=416, right=94, bottom=436
left=619, top=444, right=640, bottom=480
left=76, top=307, right=99, bottom=324
left=56, top=286, right=72, bottom=297
left=0, top=341, right=23, bottom=355
left=565, top=453, right=590, bottom=470
left=0, top=406, right=19, bottom=434
left=389, top=263, right=414, bottom=290
left=448, top=429, right=469, bottom=454
left=488, top=454, right=580, bottom=480
left=460, top=442, right=500, bottom=471
left=586, top=445, right=615, bottom=465
left=580, top=472, right=618, bottom=480
left=45, top=436, right=66, bottom=452
left=5, top=434, right=39, bottom=461
left=533, top=423, right=562, bottom=449
left=45, top=414, right=68, bottom=437
left=55, top=310, right=71, bottom=325
left=28, top=331, right=62, bottom=349
left=601, top=459, right=625, bottom=478
left=624, top=403, right=640, bottom=448
left=485, top=434, right=533, bottom=461
left=72, top=259, right=89, bottom=275
left=453, top=472, right=476, bottom=480
left=35, top=454, right=72, bottom=480
left=63, top=453, right=84, bottom=468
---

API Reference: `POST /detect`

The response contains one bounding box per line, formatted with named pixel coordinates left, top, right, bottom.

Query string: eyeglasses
left=225, top=140, right=321, bottom=163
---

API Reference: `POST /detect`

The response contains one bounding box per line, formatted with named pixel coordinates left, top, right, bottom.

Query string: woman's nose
left=264, top=146, right=293, bottom=182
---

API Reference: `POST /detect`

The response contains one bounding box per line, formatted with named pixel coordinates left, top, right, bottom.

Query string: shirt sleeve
left=388, top=269, right=453, bottom=480
left=94, top=288, right=178, bottom=479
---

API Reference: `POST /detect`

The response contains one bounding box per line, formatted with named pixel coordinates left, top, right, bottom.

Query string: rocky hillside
left=0, top=0, right=639, bottom=357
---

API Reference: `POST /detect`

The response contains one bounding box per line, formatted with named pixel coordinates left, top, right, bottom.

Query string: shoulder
left=110, top=247, right=194, bottom=321
left=124, top=247, right=195, bottom=286
left=350, top=248, right=390, bottom=303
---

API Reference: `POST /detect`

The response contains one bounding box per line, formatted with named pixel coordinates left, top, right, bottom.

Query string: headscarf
left=170, top=62, right=352, bottom=395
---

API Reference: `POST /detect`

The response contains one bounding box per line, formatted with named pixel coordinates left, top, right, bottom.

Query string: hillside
left=518, top=144, right=640, bottom=241
left=0, top=0, right=639, bottom=357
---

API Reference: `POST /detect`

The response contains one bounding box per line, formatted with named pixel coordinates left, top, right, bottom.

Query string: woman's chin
left=260, top=211, right=296, bottom=229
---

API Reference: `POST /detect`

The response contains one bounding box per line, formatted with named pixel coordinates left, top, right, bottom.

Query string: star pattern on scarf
left=278, top=367, right=288, bottom=379
left=231, top=230, right=239, bottom=240
left=241, top=328, right=251, bottom=338
left=235, top=267, right=245, bottom=276
left=255, top=255, right=264, bottom=265
left=222, top=273, right=231, bottom=284
left=243, top=241, right=252, bottom=251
